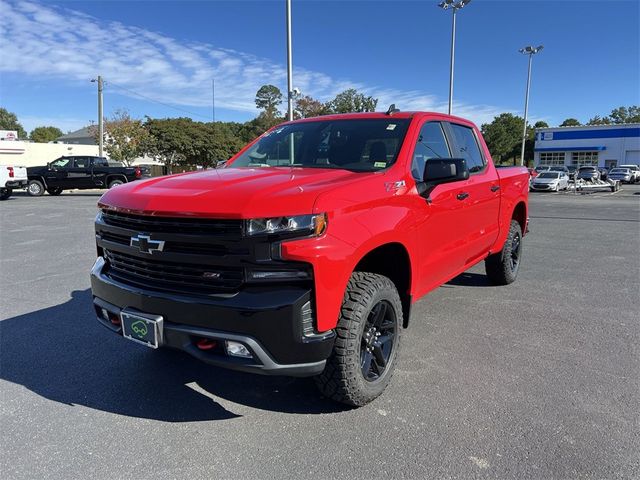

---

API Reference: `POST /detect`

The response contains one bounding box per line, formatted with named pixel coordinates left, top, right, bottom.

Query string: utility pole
left=519, top=45, right=543, bottom=166
left=92, top=75, right=104, bottom=157
left=212, top=78, right=215, bottom=123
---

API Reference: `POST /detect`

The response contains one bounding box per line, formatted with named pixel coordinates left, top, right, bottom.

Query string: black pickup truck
left=27, top=156, right=143, bottom=196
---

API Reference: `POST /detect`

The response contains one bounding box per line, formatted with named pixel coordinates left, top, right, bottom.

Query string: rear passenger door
left=67, top=157, right=94, bottom=189
left=445, top=122, right=500, bottom=265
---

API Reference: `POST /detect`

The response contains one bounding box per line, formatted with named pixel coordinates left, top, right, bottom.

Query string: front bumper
left=531, top=183, right=556, bottom=190
left=90, top=257, right=335, bottom=377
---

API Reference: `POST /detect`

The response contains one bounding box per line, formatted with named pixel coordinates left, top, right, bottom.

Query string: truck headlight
left=245, top=214, right=327, bottom=237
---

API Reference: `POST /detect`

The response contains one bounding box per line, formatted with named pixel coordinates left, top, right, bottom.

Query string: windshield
left=230, top=119, right=411, bottom=172
left=610, top=169, right=629, bottom=174
left=538, top=172, right=559, bottom=179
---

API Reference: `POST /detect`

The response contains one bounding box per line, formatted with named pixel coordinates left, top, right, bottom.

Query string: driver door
left=45, top=157, right=72, bottom=188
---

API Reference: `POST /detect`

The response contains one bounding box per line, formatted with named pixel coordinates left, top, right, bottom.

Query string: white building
left=534, top=124, right=640, bottom=170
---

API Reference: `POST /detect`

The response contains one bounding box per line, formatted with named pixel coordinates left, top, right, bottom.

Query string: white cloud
left=0, top=0, right=508, bottom=127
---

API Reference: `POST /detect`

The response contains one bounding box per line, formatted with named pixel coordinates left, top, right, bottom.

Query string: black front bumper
left=90, top=257, right=335, bottom=377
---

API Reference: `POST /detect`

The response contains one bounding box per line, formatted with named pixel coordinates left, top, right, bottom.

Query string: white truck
left=0, top=165, right=28, bottom=200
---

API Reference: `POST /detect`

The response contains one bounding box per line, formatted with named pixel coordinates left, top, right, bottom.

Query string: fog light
left=225, top=341, right=252, bottom=358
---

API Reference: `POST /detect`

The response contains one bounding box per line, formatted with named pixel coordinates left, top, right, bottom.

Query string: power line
left=104, top=79, right=212, bottom=121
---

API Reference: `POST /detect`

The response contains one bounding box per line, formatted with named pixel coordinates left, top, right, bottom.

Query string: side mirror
left=417, top=158, right=470, bottom=196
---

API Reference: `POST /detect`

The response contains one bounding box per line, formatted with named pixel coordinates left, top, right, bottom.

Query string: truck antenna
left=386, top=104, right=400, bottom=116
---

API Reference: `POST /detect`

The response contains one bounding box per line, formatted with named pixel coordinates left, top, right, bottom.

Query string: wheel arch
left=512, top=201, right=527, bottom=233
left=353, top=242, right=413, bottom=328
left=27, top=175, right=48, bottom=189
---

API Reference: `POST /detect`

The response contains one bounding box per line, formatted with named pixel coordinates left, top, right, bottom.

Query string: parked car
left=577, top=166, right=601, bottom=181
left=26, top=156, right=143, bottom=196
left=619, top=164, right=640, bottom=183
left=531, top=171, right=569, bottom=191
left=608, top=168, right=633, bottom=183
left=535, top=166, right=550, bottom=174
left=597, top=167, right=609, bottom=180
left=90, top=111, right=530, bottom=406
left=548, top=166, right=570, bottom=175
left=566, top=165, right=578, bottom=180
left=0, top=165, right=28, bottom=200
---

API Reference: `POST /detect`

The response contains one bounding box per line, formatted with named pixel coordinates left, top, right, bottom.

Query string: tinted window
left=74, top=157, right=90, bottom=168
left=449, top=124, right=485, bottom=173
left=231, top=119, right=410, bottom=172
left=50, top=157, right=72, bottom=169
left=411, top=122, right=451, bottom=181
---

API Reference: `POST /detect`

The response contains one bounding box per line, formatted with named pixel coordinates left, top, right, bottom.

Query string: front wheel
left=485, top=219, right=523, bottom=285
left=27, top=180, right=45, bottom=197
left=315, top=272, right=402, bottom=407
left=0, top=188, right=12, bottom=200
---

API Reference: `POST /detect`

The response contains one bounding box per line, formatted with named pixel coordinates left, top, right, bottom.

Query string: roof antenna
left=386, top=104, right=400, bottom=116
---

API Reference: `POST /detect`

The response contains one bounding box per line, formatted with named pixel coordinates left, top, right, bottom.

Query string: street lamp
left=518, top=45, right=543, bottom=166
left=286, top=0, right=294, bottom=122
left=437, top=0, right=471, bottom=115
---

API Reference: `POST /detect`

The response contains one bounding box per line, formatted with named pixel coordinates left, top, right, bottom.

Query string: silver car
left=531, top=171, right=569, bottom=191
left=608, top=168, right=633, bottom=183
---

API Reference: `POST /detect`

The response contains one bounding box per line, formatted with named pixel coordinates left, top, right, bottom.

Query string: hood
left=27, top=165, right=48, bottom=174
left=98, top=167, right=371, bottom=218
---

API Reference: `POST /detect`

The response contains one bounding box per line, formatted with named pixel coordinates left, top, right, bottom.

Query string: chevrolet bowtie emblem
left=130, top=234, right=165, bottom=254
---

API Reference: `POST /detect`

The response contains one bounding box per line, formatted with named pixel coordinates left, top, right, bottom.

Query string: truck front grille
left=104, top=249, right=243, bottom=295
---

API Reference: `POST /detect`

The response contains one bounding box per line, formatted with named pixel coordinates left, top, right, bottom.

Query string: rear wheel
left=108, top=179, right=124, bottom=189
left=485, top=220, right=523, bottom=285
left=27, top=180, right=45, bottom=197
left=47, top=187, right=63, bottom=196
left=0, top=188, right=11, bottom=200
left=315, top=272, right=402, bottom=407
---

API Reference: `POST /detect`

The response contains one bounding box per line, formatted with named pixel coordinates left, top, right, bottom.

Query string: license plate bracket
left=121, top=309, right=163, bottom=349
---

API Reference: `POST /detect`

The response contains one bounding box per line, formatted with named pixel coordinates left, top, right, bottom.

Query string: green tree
left=608, top=105, right=640, bottom=124
left=30, top=126, right=63, bottom=143
left=560, top=118, right=581, bottom=127
left=255, top=85, right=283, bottom=119
left=0, top=107, right=27, bottom=139
left=587, top=115, right=611, bottom=126
left=92, top=109, right=148, bottom=166
left=533, top=121, right=549, bottom=129
left=326, top=89, right=378, bottom=113
left=480, top=113, right=527, bottom=165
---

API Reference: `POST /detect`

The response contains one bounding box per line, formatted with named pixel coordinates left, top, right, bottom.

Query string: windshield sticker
left=386, top=124, right=397, bottom=130
left=374, top=162, right=387, bottom=168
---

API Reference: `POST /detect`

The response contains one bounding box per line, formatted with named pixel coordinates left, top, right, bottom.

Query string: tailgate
left=13, top=166, right=28, bottom=181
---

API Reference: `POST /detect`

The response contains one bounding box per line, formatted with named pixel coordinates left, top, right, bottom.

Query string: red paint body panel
left=97, top=112, right=529, bottom=333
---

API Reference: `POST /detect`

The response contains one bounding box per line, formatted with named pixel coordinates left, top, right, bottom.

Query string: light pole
left=519, top=45, right=543, bottom=166
left=286, top=0, right=294, bottom=122
left=438, top=0, right=471, bottom=115
left=91, top=75, right=104, bottom=157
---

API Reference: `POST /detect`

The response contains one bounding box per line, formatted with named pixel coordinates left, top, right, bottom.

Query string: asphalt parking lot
left=1, top=186, right=639, bottom=480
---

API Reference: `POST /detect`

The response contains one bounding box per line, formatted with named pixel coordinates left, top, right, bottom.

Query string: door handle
left=491, top=185, right=500, bottom=192
left=456, top=192, right=469, bottom=201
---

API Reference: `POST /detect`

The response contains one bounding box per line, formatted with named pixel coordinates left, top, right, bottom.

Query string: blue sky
left=1, top=0, right=639, bottom=135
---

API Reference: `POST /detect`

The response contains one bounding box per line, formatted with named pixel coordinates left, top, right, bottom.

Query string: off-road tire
left=47, top=187, right=63, bottom=196
left=315, top=272, right=402, bottom=407
left=27, top=179, right=45, bottom=197
left=0, top=188, right=12, bottom=200
left=485, top=219, right=523, bottom=285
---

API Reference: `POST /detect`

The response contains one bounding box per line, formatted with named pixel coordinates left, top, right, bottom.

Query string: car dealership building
left=534, top=124, right=640, bottom=170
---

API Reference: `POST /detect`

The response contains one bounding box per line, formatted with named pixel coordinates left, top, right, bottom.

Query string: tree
left=255, top=85, right=283, bottom=119
left=92, top=109, right=148, bottom=166
left=294, top=95, right=326, bottom=119
left=480, top=113, right=526, bottom=165
left=560, top=118, right=581, bottom=127
left=30, top=126, right=63, bottom=143
left=609, top=106, right=640, bottom=124
left=533, top=121, right=549, bottom=129
left=0, top=107, right=27, bottom=139
left=587, top=115, right=611, bottom=126
left=326, top=89, right=378, bottom=114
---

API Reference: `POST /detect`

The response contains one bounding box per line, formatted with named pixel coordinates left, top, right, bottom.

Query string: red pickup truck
left=90, top=111, right=529, bottom=406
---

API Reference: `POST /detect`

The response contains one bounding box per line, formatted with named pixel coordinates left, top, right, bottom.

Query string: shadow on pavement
left=0, top=290, right=346, bottom=422
left=445, top=272, right=493, bottom=287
